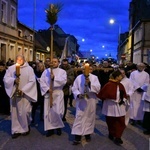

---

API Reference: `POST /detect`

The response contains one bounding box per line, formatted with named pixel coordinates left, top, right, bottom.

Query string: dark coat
left=60, top=64, right=75, bottom=95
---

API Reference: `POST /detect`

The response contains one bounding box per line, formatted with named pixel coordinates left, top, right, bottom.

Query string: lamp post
left=90, top=49, right=92, bottom=55
left=33, top=0, right=36, bottom=61
left=109, top=19, right=122, bottom=62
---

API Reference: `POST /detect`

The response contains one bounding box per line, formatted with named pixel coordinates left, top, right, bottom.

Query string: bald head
left=137, top=63, right=145, bottom=72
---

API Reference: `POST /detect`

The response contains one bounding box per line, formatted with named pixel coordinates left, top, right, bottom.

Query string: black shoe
left=86, top=137, right=91, bottom=142
left=108, top=134, right=114, bottom=141
left=137, top=120, right=142, bottom=125
left=143, top=130, right=150, bottom=135
left=56, top=128, right=62, bottom=136
left=22, top=126, right=30, bottom=136
left=46, top=130, right=54, bottom=137
left=114, top=138, right=123, bottom=145
left=130, top=120, right=136, bottom=126
left=22, top=132, right=29, bottom=136
left=11, top=133, right=21, bottom=139
left=72, top=140, right=81, bottom=145
left=85, top=134, right=91, bottom=142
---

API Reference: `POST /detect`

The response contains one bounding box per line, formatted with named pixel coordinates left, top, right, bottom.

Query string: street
left=0, top=102, right=149, bottom=150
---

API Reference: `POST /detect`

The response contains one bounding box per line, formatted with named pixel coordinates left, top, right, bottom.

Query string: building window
left=29, top=50, right=33, bottom=61
left=10, top=6, right=16, bottom=27
left=36, top=53, right=40, bottom=60
left=1, top=0, right=7, bottom=23
left=41, top=54, right=45, bottom=61
left=18, top=30, right=22, bottom=37
left=18, top=47, right=22, bottom=55
left=30, top=34, right=33, bottom=41
left=24, top=48, right=28, bottom=61
left=10, top=45, right=15, bottom=60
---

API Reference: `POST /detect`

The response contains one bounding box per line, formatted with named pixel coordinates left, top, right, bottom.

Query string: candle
left=16, top=63, right=20, bottom=75
left=84, top=63, right=89, bottom=76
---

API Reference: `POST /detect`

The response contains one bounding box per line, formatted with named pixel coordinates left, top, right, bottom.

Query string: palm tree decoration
left=46, top=3, right=63, bottom=26
left=45, top=3, right=63, bottom=108
left=45, top=3, right=63, bottom=60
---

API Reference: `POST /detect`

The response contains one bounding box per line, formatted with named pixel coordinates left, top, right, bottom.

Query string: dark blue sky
left=18, top=0, right=131, bottom=59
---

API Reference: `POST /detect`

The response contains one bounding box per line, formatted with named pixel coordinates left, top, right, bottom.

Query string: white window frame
left=24, top=48, right=28, bottom=61
left=41, top=53, right=45, bottom=61
left=17, top=46, right=22, bottom=55
left=1, top=0, right=7, bottom=23
left=36, top=52, right=40, bottom=60
left=29, top=49, right=33, bottom=61
left=9, top=44, right=15, bottom=60
left=10, top=6, right=16, bottom=27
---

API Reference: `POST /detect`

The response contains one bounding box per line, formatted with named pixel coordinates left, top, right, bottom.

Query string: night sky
left=18, top=0, right=131, bottom=59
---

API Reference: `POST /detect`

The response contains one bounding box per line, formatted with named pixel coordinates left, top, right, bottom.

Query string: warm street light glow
left=46, top=46, right=50, bottom=52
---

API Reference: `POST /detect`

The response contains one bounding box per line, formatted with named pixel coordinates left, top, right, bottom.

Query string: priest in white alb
left=3, top=55, right=37, bottom=139
left=129, top=63, right=150, bottom=125
left=71, top=64, right=101, bottom=145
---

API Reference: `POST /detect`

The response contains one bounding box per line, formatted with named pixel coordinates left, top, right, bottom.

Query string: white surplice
left=129, top=70, right=150, bottom=120
left=143, top=84, right=150, bottom=112
left=71, top=73, right=101, bottom=135
left=121, top=76, right=134, bottom=125
left=40, top=67, right=67, bottom=131
left=3, top=62, right=37, bottom=134
left=102, top=86, right=127, bottom=117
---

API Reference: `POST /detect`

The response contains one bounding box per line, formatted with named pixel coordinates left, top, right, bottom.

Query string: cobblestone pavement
left=0, top=102, right=149, bottom=150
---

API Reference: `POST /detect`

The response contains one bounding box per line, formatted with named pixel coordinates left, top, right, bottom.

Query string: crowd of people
left=0, top=56, right=150, bottom=146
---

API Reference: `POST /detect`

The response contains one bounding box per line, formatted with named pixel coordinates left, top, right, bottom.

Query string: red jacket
left=97, top=80, right=127, bottom=101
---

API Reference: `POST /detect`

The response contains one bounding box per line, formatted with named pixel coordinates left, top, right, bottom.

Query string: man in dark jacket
left=60, top=59, right=75, bottom=121
left=0, top=61, right=10, bottom=115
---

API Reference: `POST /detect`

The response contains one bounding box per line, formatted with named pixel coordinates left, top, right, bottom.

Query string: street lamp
left=109, top=19, right=122, bottom=62
left=90, top=49, right=92, bottom=54
left=82, top=38, right=85, bottom=42
left=109, top=19, right=115, bottom=24
left=90, top=49, right=92, bottom=59
left=47, top=46, right=50, bottom=52
left=109, top=19, right=121, bottom=42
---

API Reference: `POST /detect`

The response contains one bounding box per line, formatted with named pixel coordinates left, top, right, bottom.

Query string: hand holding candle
left=84, top=63, right=89, bottom=77
left=14, top=63, right=22, bottom=97
left=16, top=63, right=20, bottom=76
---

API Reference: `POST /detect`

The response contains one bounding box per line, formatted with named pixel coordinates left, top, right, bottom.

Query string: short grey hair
left=16, top=54, right=25, bottom=61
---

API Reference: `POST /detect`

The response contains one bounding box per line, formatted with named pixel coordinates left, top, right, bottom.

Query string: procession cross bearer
left=3, top=55, right=37, bottom=139
left=45, top=3, right=63, bottom=108
left=40, top=57, right=67, bottom=137
left=40, top=3, right=67, bottom=137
